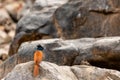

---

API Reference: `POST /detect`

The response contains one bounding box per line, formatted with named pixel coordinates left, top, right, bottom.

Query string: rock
left=0, top=44, right=9, bottom=61
left=8, top=0, right=69, bottom=56
left=0, top=30, right=8, bottom=40
left=0, top=8, right=11, bottom=25
left=0, top=30, right=10, bottom=44
left=0, top=26, right=5, bottom=31
left=5, top=1, right=24, bottom=22
left=0, top=54, right=8, bottom=61
left=0, top=43, right=10, bottom=61
left=16, top=37, right=120, bottom=70
left=4, top=23, right=16, bottom=33
left=1, top=37, right=120, bottom=79
left=54, top=0, right=120, bottom=39
left=18, top=0, right=35, bottom=19
left=0, top=8, right=16, bottom=33
left=0, top=49, right=8, bottom=55
left=0, top=43, right=10, bottom=54
left=34, top=0, right=69, bottom=7
left=8, top=30, right=15, bottom=39
left=0, top=60, right=2, bottom=64
left=9, top=0, right=120, bottom=56
left=3, top=61, right=120, bottom=80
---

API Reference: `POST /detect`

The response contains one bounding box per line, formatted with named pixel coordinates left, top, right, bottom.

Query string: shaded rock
left=8, top=0, right=69, bottom=56
left=3, top=61, right=120, bottom=80
left=54, top=0, right=120, bottom=39
left=1, top=37, right=120, bottom=79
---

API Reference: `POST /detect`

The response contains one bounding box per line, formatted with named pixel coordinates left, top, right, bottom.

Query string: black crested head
left=37, top=44, right=44, bottom=50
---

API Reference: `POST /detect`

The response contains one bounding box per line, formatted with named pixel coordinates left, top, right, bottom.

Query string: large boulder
left=9, top=0, right=120, bottom=56
left=54, top=0, right=120, bottom=39
left=2, top=61, right=120, bottom=80
left=16, top=37, right=120, bottom=69
left=8, top=0, right=69, bottom=56
left=1, top=37, right=120, bottom=79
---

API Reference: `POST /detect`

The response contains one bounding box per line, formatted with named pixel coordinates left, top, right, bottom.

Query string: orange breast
left=34, top=50, right=43, bottom=64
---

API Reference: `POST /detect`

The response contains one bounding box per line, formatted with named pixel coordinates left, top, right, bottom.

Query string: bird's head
left=37, top=44, right=44, bottom=51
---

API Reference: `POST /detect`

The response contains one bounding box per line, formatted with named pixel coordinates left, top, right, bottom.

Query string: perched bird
left=33, top=44, right=44, bottom=77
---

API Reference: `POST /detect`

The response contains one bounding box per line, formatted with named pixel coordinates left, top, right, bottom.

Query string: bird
left=33, top=44, right=44, bottom=77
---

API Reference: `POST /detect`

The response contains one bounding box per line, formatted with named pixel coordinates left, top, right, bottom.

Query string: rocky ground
left=0, top=0, right=17, bottom=64
left=0, top=0, right=35, bottom=63
left=0, top=0, right=120, bottom=80
left=2, top=61, right=120, bottom=80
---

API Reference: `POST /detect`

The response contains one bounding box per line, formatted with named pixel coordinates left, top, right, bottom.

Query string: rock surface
left=0, top=0, right=120, bottom=80
left=3, top=61, right=120, bottom=80
left=54, top=0, right=120, bottom=39
left=0, top=0, right=35, bottom=62
left=8, top=0, right=69, bottom=56
left=9, top=0, right=120, bottom=56
left=0, top=0, right=27, bottom=60
left=1, top=37, right=120, bottom=79
left=15, top=37, right=120, bottom=70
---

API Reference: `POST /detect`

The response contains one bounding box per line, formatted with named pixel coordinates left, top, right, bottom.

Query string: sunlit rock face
left=3, top=61, right=120, bottom=80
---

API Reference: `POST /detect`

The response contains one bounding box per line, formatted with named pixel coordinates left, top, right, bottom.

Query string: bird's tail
left=33, top=64, right=39, bottom=77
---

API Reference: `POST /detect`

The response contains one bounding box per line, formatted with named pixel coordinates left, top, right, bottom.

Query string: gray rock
left=8, top=0, right=69, bottom=56
left=17, top=37, right=120, bottom=69
left=0, top=60, right=2, bottom=64
left=3, top=61, right=120, bottom=80
left=1, top=37, right=120, bottom=79
left=9, top=0, right=120, bottom=56
left=54, top=0, right=120, bottom=39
